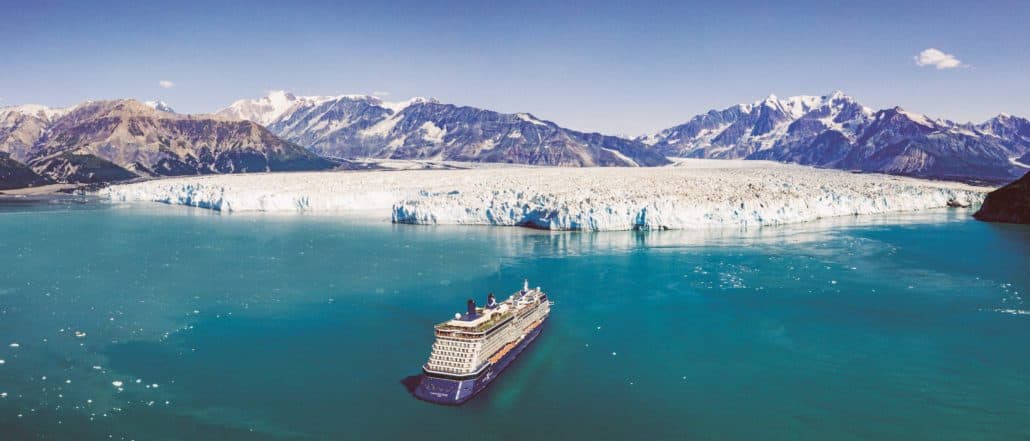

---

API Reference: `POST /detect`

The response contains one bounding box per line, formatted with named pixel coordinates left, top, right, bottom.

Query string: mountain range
left=218, top=91, right=666, bottom=167
left=1, top=91, right=1028, bottom=188
left=641, top=91, right=1030, bottom=183
left=1, top=100, right=333, bottom=185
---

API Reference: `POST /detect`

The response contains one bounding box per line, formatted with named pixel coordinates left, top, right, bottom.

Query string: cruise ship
left=414, top=280, right=551, bottom=405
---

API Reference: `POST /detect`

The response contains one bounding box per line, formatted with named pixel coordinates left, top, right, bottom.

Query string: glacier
left=99, top=160, right=991, bottom=231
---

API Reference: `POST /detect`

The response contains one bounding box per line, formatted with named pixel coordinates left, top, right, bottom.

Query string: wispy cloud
left=372, top=91, right=390, bottom=97
left=914, top=48, right=964, bottom=69
left=159, top=80, right=176, bottom=89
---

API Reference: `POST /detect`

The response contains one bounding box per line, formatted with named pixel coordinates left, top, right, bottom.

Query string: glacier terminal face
left=100, top=160, right=991, bottom=231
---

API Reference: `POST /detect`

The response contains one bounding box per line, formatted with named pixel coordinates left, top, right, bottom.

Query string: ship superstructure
left=414, top=280, right=551, bottom=405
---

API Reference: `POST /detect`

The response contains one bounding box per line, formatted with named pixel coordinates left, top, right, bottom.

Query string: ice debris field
left=100, top=160, right=992, bottom=231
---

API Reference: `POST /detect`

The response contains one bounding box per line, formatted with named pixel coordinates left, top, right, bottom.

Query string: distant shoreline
left=0, top=183, right=80, bottom=196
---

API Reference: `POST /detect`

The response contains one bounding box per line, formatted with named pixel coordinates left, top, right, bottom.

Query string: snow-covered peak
left=143, top=100, right=175, bottom=113
left=516, top=113, right=548, bottom=126
left=0, top=103, right=71, bottom=121
left=218, top=91, right=310, bottom=125
left=779, top=95, right=823, bottom=118
left=896, top=108, right=935, bottom=127
left=379, top=96, right=437, bottom=114
left=218, top=91, right=441, bottom=125
left=825, top=90, right=856, bottom=102
left=638, top=133, right=661, bottom=146
left=267, top=90, right=296, bottom=103
left=743, top=93, right=827, bottom=119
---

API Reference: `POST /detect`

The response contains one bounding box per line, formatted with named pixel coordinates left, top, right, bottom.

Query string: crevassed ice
left=99, top=160, right=991, bottom=231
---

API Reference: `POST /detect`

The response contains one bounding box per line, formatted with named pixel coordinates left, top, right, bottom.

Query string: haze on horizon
left=2, top=0, right=1029, bottom=136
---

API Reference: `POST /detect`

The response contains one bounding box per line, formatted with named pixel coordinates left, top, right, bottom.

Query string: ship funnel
left=487, top=292, right=496, bottom=308
left=466, top=299, right=476, bottom=318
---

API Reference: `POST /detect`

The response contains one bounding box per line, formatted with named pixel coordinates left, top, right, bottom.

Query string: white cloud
left=372, top=91, right=390, bottom=97
left=158, top=80, right=176, bottom=89
left=914, top=48, right=964, bottom=69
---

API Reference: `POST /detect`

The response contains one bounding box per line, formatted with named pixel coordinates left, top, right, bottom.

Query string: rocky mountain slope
left=220, top=91, right=668, bottom=167
left=0, top=104, right=70, bottom=163
left=643, top=92, right=1030, bottom=183
left=973, top=171, right=1030, bottom=224
left=1, top=100, right=335, bottom=184
left=0, top=152, right=51, bottom=190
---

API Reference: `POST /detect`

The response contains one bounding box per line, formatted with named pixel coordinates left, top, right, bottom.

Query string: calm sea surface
left=0, top=200, right=1028, bottom=440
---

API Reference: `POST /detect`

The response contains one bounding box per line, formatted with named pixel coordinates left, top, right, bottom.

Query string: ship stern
left=413, top=374, right=477, bottom=405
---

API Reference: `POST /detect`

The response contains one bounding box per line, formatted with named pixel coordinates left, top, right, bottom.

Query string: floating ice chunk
left=0, top=359, right=5, bottom=365
left=92, top=365, right=102, bottom=370
left=74, top=331, right=87, bottom=338
left=152, top=383, right=159, bottom=388
left=1, top=392, right=6, bottom=398
left=111, top=380, right=124, bottom=387
left=993, top=308, right=1030, bottom=316
left=612, top=352, right=617, bottom=356
left=9, top=343, right=19, bottom=348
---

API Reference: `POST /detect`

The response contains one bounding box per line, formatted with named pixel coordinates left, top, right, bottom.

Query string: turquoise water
left=0, top=201, right=1028, bottom=440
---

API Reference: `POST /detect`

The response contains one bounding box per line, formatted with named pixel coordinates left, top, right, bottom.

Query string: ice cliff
left=100, top=160, right=991, bottom=231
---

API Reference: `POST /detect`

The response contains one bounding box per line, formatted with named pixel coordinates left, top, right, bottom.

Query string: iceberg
left=100, top=160, right=991, bottom=231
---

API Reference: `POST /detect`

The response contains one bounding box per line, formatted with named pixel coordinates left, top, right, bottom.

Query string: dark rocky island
left=973, top=171, right=1030, bottom=224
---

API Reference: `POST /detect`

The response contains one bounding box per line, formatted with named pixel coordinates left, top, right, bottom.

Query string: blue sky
left=2, top=0, right=1028, bottom=135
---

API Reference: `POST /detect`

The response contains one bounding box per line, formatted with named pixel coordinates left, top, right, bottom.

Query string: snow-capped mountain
left=979, top=113, right=1030, bottom=158
left=220, top=91, right=668, bottom=167
left=218, top=91, right=338, bottom=126
left=18, top=99, right=333, bottom=184
left=644, top=92, right=1030, bottom=183
left=641, top=92, right=869, bottom=159
left=143, top=100, right=175, bottom=113
left=5, top=91, right=1029, bottom=188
